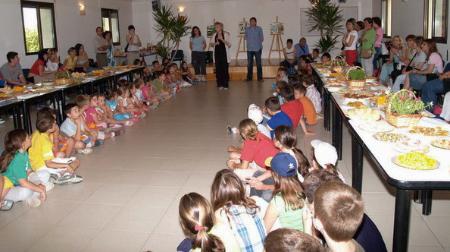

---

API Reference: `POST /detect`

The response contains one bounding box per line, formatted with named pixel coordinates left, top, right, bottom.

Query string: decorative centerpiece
left=386, top=89, right=425, bottom=128
left=346, top=66, right=366, bottom=88
left=54, top=71, right=73, bottom=85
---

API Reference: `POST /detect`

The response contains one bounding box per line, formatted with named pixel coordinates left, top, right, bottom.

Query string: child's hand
left=248, top=178, right=264, bottom=190
left=39, top=191, right=47, bottom=202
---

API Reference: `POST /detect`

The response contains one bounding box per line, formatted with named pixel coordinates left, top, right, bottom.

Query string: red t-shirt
left=83, top=107, right=97, bottom=128
left=30, top=59, right=45, bottom=76
left=241, top=132, right=279, bottom=168
left=281, top=100, right=304, bottom=127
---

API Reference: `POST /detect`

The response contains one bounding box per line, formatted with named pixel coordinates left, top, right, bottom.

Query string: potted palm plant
left=153, top=5, right=191, bottom=61
left=306, top=0, right=343, bottom=53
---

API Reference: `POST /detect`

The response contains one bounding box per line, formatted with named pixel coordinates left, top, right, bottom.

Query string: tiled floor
left=0, top=81, right=449, bottom=252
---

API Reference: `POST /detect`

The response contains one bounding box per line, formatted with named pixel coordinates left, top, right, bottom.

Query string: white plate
left=327, top=87, right=342, bottom=93
left=359, top=120, right=394, bottom=133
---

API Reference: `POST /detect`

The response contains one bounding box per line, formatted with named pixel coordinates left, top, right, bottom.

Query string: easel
left=268, top=16, right=285, bottom=66
left=206, top=19, right=216, bottom=51
left=235, top=18, right=247, bottom=66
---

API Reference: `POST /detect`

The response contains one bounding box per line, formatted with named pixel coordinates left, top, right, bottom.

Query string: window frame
left=424, top=0, right=448, bottom=43
left=101, top=8, right=121, bottom=46
left=381, top=0, right=392, bottom=38
left=20, top=0, right=58, bottom=55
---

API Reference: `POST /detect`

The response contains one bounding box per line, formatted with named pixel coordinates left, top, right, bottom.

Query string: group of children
left=0, top=59, right=194, bottom=210
left=177, top=68, right=387, bottom=252
left=137, top=57, right=199, bottom=87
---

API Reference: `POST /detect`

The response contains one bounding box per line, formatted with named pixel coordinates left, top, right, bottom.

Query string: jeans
left=409, top=74, right=427, bottom=90
left=191, top=51, right=206, bottom=75
left=421, top=78, right=444, bottom=106
left=250, top=170, right=274, bottom=202
left=361, top=54, right=374, bottom=77
left=247, top=50, right=263, bottom=80
left=392, top=74, right=407, bottom=92
left=373, top=47, right=382, bottom=70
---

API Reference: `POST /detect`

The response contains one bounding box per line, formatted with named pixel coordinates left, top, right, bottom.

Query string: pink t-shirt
left=375, top=27, right=383, bottom=48
left=428, top=52, right=444, bottom=73
left=83, top=107, right=97, bottom=126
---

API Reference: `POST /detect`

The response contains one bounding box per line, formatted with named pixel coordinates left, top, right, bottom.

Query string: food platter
left=392, top=152, right=439, bottom=170
left=347, top=108, right=381, bottom=121
left=431, top=139, right=450, bottom=150
left=373, top=132, right=409, bottom=142
left=409, top=126, right=449, bottom=136
left=394, top=139, right=429, bottom=153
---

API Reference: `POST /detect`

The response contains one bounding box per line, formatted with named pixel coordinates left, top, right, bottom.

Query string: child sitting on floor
left=248, top=104, right=271, bottom=138
left=76, top=95, right=106, bottom=142
left=265, top=228, right=325, bottom=252
left=29, top=114, right=82, bottom=186
left=116, top=86, right=143, bottom=120
left=177, top=192, right=239, bottom=252
left=227, top=119, right=278, bottom=201
left=279, top=85, right=312, bottom=135
left=293, top=83, right=317, bottom=130
left=265, top=96, right=293, bottom=139
left=264, top=152, right=306, bottom=232
left=1, top=129, right=47, bottom=208
left=275, top=67, right=289, bottom=83
left=312, top=181, right=365, bottom=252
left=298, top=55, right=313, bottom=75
left=211, top=169, right=267, bottom=251
left=105, top=90, right=133, bottom=125
left=60, top=103, right=94, bottom=155
left=301, top=75, right=322, bottom=114
left=273, top=126, right=310, bottom=182
left=181, top=61, right=196, bottom=84
left=310, top=139, right=345, bottom=182
left=129, top=82, right=149, bottom=113
left=152, top=72, right=172, bottom=101
left=140, top=80, right=160, bottom=109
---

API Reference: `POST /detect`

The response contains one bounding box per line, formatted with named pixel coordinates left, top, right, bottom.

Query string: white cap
left=311, top=139, right=338, bottom=168
left=248, top=104, right=263, bottom=124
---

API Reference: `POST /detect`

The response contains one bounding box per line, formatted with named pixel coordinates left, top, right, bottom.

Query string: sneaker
left=0, top=200, right=14, bottom=211
left=94, top=140, right=104, bottom=147
left=69, top=174, right=84, bottom=184
left=218, top=87, right=224, bottom=90
left=124, top=121, right=134, bottom=126
left=110, top=132, right=116, bottom=138
left=54, top=174, right=74, bottom=185
left=49, top=174, right=58, bottom=184
left=25, top=197, right=41, bottom=208
left=223, top=87, right=229, bottom=90
left=44, top=182, right=55, bottom=192
left=78, top=148, right=93, bottom=155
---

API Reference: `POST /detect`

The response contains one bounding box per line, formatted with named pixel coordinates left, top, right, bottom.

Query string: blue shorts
left=113, top=113, right=131, bottom=121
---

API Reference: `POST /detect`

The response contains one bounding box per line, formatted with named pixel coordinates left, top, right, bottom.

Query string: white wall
left=133, top=0, right=375, bottom=62
left=0, top=0, right=133, bottom=68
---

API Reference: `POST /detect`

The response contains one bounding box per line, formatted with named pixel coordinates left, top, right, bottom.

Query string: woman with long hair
left=190, top=26, right=207, bottom=82
left=75, top=43, right=89, bottom=71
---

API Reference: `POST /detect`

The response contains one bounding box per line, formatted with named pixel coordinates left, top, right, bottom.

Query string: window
left=20, top=1, right=57, bottom=55
left=381, top=0, right=392, bottom=37
left=101, top=8, right=120, bottom=45
left=424, top=0, right=448, bottom=43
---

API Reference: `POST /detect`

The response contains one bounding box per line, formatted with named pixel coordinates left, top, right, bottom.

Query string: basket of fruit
left=346, top=67, right=366, bottom=88
left=54, top=71, right=73, bottom=85
left=386, top=89, right=424, bottom=128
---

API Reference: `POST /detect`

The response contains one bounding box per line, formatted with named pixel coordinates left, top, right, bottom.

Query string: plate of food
left=347, top=108, right=381, bottom=121
left=394, top=139, right=429, bottom=153
left=343, top=91, right=374, bottom=99
left=359, top=120, right=394, bottom=133
left=327, top=87, right=342, bottom=93
left=431, top=139, right=450, bottom=150
left=345, top=100, right=368, bottom=109
left=373, top=132, right=409, bottom=142
left=392, top=152, right=439, bottom=170
left=409, top=126, right=449, bottom=136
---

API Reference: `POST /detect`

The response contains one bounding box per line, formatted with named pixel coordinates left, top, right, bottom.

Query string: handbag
left=361, top=48, right=373, bottom=59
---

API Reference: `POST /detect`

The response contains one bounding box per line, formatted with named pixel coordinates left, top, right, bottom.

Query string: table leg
left=335, top=105, right=343, bottom=160
left=323, top=90, right=330, bottom=131
left=393, top=189, right=411, bottom=252
left=421, top=190, right=433, bottom=216
left=22, top=101, right=31, bottom=134
left=12, top=105, right=19, bottom=129
left=351, top=136, right=363, bottom=193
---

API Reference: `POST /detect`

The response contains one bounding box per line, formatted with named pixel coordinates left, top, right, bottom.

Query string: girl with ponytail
left=0, top=129, right=46, bottom=208
left=273, top=126, right=311, bottom=182
left=178, top=192, right=239, bottom=252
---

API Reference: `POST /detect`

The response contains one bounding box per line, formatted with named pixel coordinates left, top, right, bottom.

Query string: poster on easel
left=238, top=20, right=248, bottom=35
left=207, top=24, right=216, bottom=38
left=270, top=22, right=284, bottom=35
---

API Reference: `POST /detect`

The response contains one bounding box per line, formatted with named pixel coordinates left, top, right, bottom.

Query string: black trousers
left=215, top=59, right=229, bottom=88
left=191, top=51, right=206, bottom=75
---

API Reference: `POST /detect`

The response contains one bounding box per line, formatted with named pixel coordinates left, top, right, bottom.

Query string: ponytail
left=0, top=129, right=27, bottom=172
left=179, top=193, right=225, bottom=252
left=292, top=148, right=310, bottom=177
left=192, top=226, right=225, bottom=252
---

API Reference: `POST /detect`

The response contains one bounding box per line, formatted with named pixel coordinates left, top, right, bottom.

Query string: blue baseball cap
left=270, top=152, right=298, bottom=177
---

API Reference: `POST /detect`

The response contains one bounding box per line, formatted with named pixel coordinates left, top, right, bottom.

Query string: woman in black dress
left=212, top=22, right=231, bottom=89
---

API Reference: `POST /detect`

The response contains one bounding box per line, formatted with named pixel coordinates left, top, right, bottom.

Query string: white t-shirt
left=285, top=46, right=296, bottom=60
left=344, top=30, right=358, bottom=50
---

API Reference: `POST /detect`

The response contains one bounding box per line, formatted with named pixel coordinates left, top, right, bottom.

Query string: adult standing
left=245, top=17, right=264, bottom=82
left=0, top=52, right=26, bottom=86
left=342, top=18, right=358, bottom=66
left=211, top=22, right=231, bottom=90
left=360, top=18, right=376, bottom=77
left=295, top=37, right=310, bottom=61
left=190, top=26, right=207, bottom=82
left=126, top=25, right=142, bottom=65
left=94, top=27, right=108, bottom=68
left=372, top=17, right=384, bottom=73
left=104, top=31, right=116, bottom=67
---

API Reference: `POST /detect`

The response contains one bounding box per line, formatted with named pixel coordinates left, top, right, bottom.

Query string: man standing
left=0, top=52, right=26, bottom=86
left=295, top=37, right=310, bottom=61
left=94, top=26, right=108, bottom=68
left=245, top=17, right=264, bottom=82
